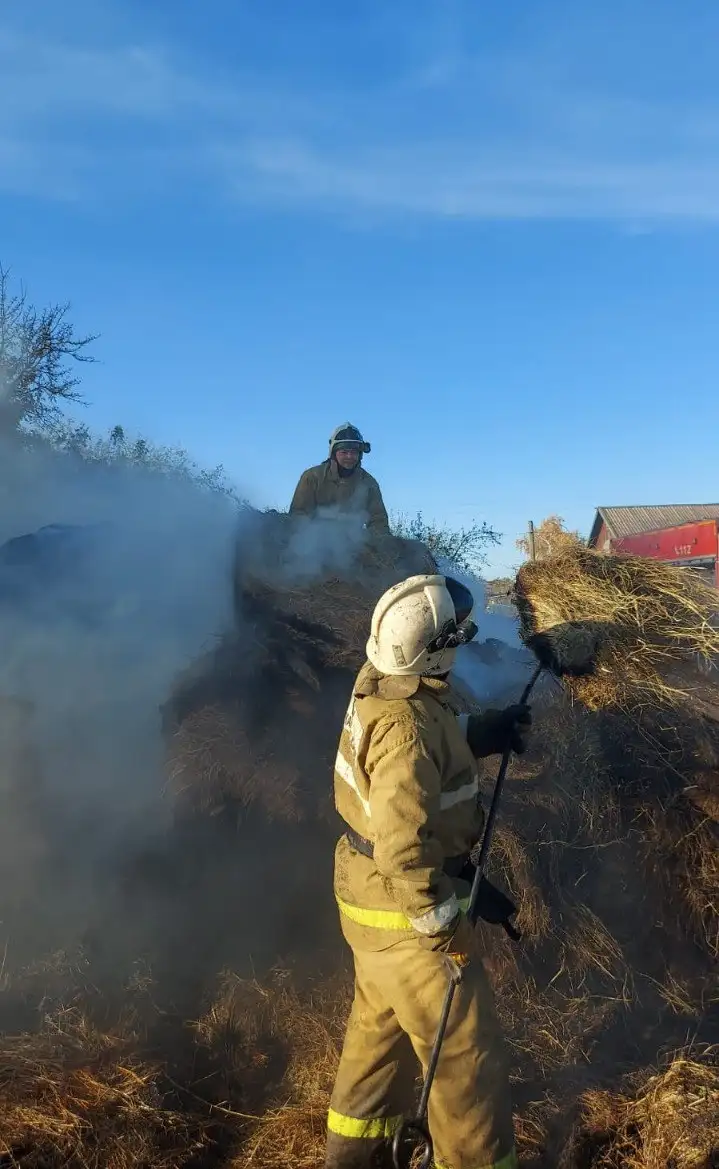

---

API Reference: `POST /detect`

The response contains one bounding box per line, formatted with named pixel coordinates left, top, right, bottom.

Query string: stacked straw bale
left=514, top=546, right=719, bottom=961
left=164, top=521, right=438, bottom=821
left=514, top=545, right=719, bottom=710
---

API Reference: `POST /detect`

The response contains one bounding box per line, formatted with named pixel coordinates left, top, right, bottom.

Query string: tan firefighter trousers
left=325, top=935, right=517, bottom=1169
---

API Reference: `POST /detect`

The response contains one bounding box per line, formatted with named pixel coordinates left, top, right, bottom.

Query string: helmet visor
left=445, top=577, right=475, bottom=625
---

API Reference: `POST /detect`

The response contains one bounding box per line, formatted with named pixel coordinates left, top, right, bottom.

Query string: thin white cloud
left=0, top=33, right=182, bottom=119
left=0, top=30, right=315, bottom=126
left=222, top=135, right=719, bottom=223
left=2, top=20, right=719, bottom=223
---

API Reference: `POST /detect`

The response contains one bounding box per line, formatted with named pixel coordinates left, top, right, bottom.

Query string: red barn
left=588, top=505, right=719, bottom=587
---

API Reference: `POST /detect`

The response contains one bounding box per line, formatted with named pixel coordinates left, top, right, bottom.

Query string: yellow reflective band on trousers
left=327, top=1108, right=402, bottom=1139
left=336, top=895, right=471, bottom=931
left=435, top=1147, right=519, bottom=1169
left=326, top=938, right=516, bottom=1169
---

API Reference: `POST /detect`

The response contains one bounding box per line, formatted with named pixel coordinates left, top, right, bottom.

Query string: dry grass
left=0, top=1004, right=207, bottom=1168
left=520, top=992, right=625, bottom=1083
left=641, top=792, right=719, bottom=960
left=560, top=1048, right=719, bottom=1168
left=193, top=969, right=351, bottom=1169
left=490, top=822, right=551, bottom=943
left=514, top=547, right=719, bottom=710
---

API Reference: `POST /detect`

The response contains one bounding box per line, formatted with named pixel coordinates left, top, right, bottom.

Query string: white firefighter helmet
left=329, top=423, right=371, bottom=459
left=366, top=574, right=478, bottom=677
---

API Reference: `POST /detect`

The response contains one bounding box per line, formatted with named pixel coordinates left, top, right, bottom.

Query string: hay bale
left=233, top=511, right=437, bottom=602
left=568, top=698, right=719, bottom=960
left=512, top=548, right=719, bottom=959
left=514, top=547, right=719, bottom=710
left=166, top=706, right=302, bottom=822
left=164, top=521, right=438, bottom=821
left=470, top=677, right=717, bottom=1162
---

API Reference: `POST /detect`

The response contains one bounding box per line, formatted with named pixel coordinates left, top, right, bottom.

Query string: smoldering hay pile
left=164, top=518, right=440, bottom=823
left=0, top=530, right=718, bottom=1168
left=513, top=546, right=719, bottom=962
left=0, top=518, right=440, bottom=1168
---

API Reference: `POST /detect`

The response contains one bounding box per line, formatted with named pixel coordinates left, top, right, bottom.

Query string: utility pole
left=528, top=520, right=536, bottom=561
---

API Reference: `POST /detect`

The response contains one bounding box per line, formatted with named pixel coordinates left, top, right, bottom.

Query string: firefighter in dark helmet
left=290, top=423, right=390, bottom=533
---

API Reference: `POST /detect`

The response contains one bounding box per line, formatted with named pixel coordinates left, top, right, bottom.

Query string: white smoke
left=0, top=434, right=243, bottom=957
left=0, top=427, right=528, bottom=972
left=437, top=560, right=535, bottom=707
left=0, top=433, right=405, bottom=965
left=241, top=506, right=375, bottom=585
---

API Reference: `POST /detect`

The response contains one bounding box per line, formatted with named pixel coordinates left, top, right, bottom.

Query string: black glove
left=471, top=876, right=521, bottom=942
left=466, top=704, right=532, bottom=758
left=448, top=858, right=522, bottom=944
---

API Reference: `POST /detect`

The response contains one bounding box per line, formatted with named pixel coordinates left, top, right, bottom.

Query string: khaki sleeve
left=366, top=478, right=390, bottom=532
left=366, top=715, right=458, bottom=934
left=289, top=470, right=317, bottom=515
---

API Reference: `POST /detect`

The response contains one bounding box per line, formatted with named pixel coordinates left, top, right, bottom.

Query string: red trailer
left=612, top=519, right=719, bottom=587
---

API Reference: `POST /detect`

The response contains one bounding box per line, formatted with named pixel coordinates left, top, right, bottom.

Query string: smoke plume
left=440, top=561, right=535, bottom=707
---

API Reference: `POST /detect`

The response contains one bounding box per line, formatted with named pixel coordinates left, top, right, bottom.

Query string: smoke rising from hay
left=0, top=435, right=243, bottom=960
left=0, top=432, right=408, bottom=986
left=443, top=563, right=536, bottom=707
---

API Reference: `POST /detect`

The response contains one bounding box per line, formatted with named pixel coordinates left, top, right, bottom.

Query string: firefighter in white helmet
left=289, top=423, right=390, bottom=532
left=325, top=574, right=531, bottom=1169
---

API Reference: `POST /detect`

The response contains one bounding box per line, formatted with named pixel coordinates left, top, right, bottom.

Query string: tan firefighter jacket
left=333, top=661, right=484, bottom=951
left=289, top=460, right=390, bottom=532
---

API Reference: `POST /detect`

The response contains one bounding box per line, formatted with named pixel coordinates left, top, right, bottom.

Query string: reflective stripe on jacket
left=333, top=661, right=484, bottom=950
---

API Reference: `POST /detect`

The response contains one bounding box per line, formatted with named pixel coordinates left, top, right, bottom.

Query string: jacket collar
left=354, top=661, right=460, bottom=708
left=419, top=675, right=463, bottom=713
left=355, top=661, right=420, bottom=699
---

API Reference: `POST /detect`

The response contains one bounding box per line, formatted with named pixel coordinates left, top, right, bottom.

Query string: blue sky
left=2, top=0, right=719, bottom=576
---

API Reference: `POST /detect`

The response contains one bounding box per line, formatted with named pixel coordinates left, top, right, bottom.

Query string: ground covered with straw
left=0, top=532, right=717, bottom=1167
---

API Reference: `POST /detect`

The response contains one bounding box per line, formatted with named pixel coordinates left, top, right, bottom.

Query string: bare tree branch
left=0, top=264, right=98, bottom=432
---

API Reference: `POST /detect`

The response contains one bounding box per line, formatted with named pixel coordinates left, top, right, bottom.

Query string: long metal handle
left=392, top=663, right=544, bottom=1169
left=392, top=959, right=464, bottom=1169
left=468, top=663, right=542, bottom=918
